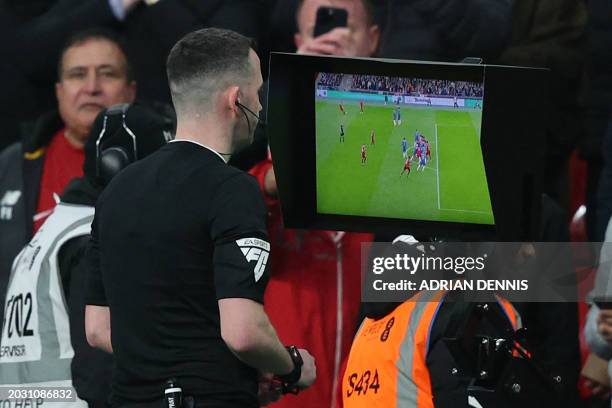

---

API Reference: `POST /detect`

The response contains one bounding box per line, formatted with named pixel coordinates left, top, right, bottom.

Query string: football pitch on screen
left=315, top=100, right=494, bottom=225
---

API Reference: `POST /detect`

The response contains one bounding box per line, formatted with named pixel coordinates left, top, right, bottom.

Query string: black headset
left=235, top=100, right=266, bottom=132
left=95, top=103, right=138, bottom=185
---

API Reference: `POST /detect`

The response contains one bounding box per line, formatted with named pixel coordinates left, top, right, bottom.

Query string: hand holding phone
left=297, top=7, right=352, bottom=56
left=314, top=6, right=348, bottom=37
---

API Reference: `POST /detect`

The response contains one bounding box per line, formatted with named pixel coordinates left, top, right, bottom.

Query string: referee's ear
left=227, top=85, right=241, bottom=117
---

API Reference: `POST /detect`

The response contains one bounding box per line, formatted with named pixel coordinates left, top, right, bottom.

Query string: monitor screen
left=314, top=73, right=493, bottom=225
left=267, top=53, right=547, bottom=240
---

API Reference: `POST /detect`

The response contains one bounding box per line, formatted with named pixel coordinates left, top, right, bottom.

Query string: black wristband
left=278, top=346, right=303, bottom=385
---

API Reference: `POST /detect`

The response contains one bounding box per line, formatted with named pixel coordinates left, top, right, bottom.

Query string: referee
left=84, top=28, right=316, bottom=408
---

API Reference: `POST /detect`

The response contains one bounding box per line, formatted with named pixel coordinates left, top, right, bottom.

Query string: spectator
left=587, top=0, right=612, bottom=242
left=0, top=28, right=136, bottom=321
left=0, top=0, right=264, bottom=149
left=584, top=217, right=612, bottom=400
left=379, top=0, right=513, bottom=62
left=263, top=0, right=386, bottom=56
left=346, top=75, right=483, bottom=97
left=295, top=0, right=379, bottom=57
left=496, top=0, right=586, bottom=212
left=494, top=4, right=586, bottom=404
left=0, top=103, right=172, bottom=407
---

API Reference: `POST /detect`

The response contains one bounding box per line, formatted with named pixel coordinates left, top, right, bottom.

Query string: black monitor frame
left=267, top=53, right=548, bottom=241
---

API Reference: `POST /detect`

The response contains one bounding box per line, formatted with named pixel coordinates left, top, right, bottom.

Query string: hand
left=296, top=348, right=316, bottom=389
left=297, top=28, right=354, bottom=56
left=264, top=167, right=277, bottom=197
left=584, top=378, right=611, bottom=399
left=258, top=372, right=282, bottom=406
left=515, top=243, right=536, bottom=265
left=597, top=309, right=612, bottom=342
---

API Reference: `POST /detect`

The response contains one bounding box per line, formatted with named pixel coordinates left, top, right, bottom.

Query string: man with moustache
left=0, top=28, right=136, bottom=319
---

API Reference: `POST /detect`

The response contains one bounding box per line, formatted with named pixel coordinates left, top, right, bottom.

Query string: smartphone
left=314, top=6, right=348, bottom=38
left=593, top=297, right=612, bottom=309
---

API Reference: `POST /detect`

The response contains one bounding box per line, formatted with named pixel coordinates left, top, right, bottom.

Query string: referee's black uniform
left=86, top=140, right=270, bottom=407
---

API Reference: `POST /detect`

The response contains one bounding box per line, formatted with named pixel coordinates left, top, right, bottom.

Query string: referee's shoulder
left=214, top=166, right=261, bottom=195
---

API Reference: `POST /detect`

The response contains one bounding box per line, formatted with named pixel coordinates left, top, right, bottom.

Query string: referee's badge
left=236, top=238, right=270, bottom=282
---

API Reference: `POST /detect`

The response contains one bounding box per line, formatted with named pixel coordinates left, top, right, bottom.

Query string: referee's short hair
left=166, top=28, right=256, bottom=114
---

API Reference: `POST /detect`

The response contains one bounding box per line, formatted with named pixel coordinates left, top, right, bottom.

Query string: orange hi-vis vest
left=342, top=291, right=521, bottom=408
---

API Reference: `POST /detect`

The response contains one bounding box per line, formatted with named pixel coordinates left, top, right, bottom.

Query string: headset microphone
left=236, top=101, right=266, bottom=134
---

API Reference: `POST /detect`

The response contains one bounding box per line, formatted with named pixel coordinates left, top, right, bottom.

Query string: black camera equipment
left=443, top=297, right=565, bottom=408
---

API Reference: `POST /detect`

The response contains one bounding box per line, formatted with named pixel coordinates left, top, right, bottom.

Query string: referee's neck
left=175, top=119, right=232, bottom=162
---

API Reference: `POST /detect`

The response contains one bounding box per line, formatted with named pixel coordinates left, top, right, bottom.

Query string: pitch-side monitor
left=267, top=53, right=548, bottom=241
